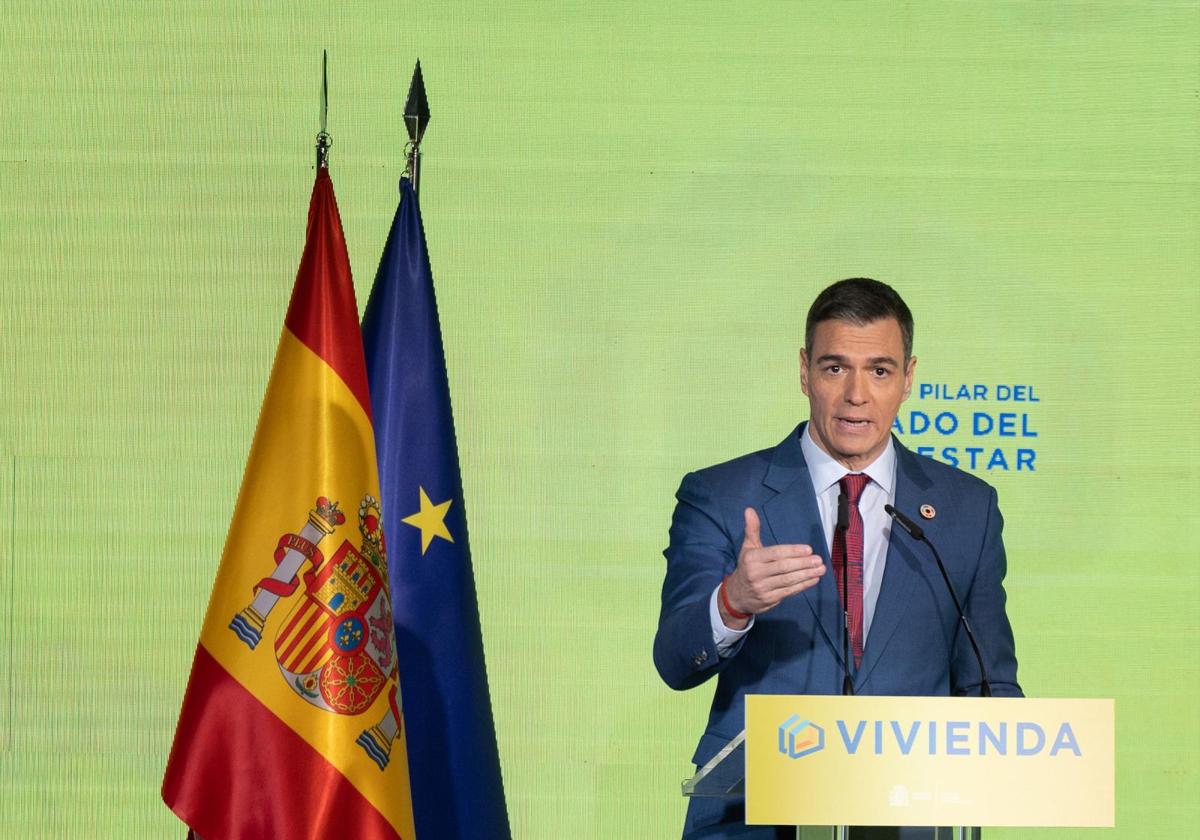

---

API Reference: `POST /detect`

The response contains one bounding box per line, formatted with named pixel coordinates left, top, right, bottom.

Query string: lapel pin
left=919, top=504, right=936, bottom=520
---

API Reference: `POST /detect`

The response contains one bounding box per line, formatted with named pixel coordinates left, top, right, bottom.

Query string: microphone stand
left=836, top=492, right=852, bottom=696
left=832, top=492, right=851, bottom=840
left=884, top=504, right=992, bottom=697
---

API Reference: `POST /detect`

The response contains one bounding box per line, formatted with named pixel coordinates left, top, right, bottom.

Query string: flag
left=362, top=177, right=510, bottom=839
left=163, top=168, right=417, bottom=840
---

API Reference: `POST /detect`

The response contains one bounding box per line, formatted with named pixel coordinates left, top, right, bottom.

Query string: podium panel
left=745, top=696, right=1113, bottom=828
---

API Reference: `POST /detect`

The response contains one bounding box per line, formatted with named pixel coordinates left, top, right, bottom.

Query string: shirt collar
left=800, top=422, right=897, bottom=497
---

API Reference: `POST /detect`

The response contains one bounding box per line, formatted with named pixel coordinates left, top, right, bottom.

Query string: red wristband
left=720, top=576, right=751, bottom=621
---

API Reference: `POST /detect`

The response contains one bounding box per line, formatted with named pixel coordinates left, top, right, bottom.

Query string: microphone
left=883, top=504, right=992, bottom=697
left=883, top=503, right=923, bottom=540
left=836, top=491, right=852, bottom=696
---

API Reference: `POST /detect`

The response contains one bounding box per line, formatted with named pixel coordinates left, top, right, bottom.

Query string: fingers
left=753, top=562, right=827, bottom=612
left=758, top=555, right=824, bottom=582
left=764, top=560, right=826, bottom=589
left=750, top=543, right=814, bottom=562
left=742, top=507, right=762, bottom=549
left=777, top=568, right=826, bottom=596
left=731, top=553, right=826, bottom=615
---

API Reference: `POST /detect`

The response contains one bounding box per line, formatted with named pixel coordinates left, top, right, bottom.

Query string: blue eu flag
left=362, top=177, right=510, bottom=840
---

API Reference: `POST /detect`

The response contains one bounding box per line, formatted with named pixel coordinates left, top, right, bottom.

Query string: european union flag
left=362, top=178, right=510, bottom=840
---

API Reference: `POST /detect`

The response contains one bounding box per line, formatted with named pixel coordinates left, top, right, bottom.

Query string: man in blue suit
left=654, top=278, right=1021, bottom=839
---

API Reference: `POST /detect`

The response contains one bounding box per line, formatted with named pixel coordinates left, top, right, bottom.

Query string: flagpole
left=316, top=49, right=332, bottom=169
left=403, top=60, right=430, bottom=192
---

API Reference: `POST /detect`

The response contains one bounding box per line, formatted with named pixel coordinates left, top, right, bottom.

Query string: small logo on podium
left=778, top=715, right=825, bottom=759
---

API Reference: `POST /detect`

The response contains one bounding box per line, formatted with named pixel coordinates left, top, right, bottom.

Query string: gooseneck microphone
left=884, top=504, right=993, bottom=697
left=836, top=491, right=852, bottom=696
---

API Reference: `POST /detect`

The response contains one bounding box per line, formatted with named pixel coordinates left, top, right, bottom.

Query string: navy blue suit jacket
left=653, top=424, right=1021, bottom=837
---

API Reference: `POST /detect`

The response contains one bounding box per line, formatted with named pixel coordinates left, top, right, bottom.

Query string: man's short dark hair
left=805, top=277, right=914, bottom=361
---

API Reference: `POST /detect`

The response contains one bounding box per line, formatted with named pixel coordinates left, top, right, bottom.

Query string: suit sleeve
left=653, top=471, right=748, bottom=690
left=952, top=485, right=1023, bottom=697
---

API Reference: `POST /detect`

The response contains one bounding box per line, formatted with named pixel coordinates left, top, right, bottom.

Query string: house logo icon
left=778, top=715, right=825, bottom=759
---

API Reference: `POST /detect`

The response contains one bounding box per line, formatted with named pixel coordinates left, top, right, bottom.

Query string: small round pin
left=919, top=504, right=936, bottom=520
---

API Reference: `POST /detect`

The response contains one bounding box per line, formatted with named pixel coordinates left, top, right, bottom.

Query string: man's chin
left=830, top=428, right=878, bottom=448
left=829, top=437, right=886, bottom=466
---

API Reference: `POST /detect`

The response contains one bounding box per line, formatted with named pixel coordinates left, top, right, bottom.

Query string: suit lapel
left=854, top=441, right=935, bottom=691
left=760, top=425, right=845, bottom=673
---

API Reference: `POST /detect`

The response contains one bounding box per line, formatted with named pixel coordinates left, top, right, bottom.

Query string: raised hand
left=719, top=508, right=826, bottom=629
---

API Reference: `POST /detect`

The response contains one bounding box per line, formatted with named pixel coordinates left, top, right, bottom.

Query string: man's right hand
left=719, top=508, right=826, bottom=629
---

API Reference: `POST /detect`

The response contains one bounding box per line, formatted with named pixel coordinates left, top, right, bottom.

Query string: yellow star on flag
left=401, top=486, right=454, bottom=554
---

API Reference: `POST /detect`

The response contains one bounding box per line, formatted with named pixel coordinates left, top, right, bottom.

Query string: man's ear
left=902, top=355, right=917, bottom=401
left=799, top=347, right=811, bottom=397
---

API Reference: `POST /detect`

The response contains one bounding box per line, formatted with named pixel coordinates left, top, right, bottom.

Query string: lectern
left=683, top=696, right=1113, bottom=839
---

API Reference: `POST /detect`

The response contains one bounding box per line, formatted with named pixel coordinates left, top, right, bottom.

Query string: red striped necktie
left=832, top=473, right=871, bottom=668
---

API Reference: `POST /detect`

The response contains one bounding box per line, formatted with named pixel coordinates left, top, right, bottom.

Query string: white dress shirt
left=711, top=425, right=897, bottom=656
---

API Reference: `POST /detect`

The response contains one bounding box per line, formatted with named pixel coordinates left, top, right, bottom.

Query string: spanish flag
left=162, top=168, right=417, bottom=840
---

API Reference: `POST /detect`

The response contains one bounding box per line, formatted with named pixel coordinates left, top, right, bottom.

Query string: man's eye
left=874, top=368, right=889, bottom=377
left=826, top=365, right=841, bottom=374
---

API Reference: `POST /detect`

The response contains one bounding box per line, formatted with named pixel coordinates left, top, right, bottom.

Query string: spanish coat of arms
left=228, top=495, right=401, bottom=770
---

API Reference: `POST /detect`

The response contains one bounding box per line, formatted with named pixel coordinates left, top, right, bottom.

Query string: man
left=653, top=278, right=1021, bottom=839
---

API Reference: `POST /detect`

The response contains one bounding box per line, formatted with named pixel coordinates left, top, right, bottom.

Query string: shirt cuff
left=710, top=583, right=754, bottom=657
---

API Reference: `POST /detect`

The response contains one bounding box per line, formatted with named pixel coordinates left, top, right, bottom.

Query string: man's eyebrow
left=814, top=354, right=900, bottom=367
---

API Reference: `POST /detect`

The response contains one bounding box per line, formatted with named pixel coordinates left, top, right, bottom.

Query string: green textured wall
left=1, top=2, right=1197, bottom=837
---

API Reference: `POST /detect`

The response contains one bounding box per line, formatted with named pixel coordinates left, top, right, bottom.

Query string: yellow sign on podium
left=745, top=695, right=1114, bottom=827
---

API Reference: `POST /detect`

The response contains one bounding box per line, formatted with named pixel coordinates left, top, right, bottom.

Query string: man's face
left=800, top=317, right=916, bottom=472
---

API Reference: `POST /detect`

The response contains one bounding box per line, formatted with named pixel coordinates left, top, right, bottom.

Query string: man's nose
left=844, top=371, right=868, bottom=404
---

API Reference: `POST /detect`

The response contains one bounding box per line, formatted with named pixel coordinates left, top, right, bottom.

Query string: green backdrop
left=2, top=2, right=1197, bottom=837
